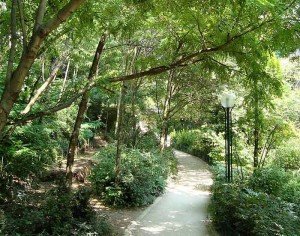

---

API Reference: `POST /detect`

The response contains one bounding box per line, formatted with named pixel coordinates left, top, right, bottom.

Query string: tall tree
left=66, top=33, right=106, bottom=187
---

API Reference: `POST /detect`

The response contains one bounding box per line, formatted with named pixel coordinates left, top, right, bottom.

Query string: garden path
left=124, top=150, right=218, bottom=236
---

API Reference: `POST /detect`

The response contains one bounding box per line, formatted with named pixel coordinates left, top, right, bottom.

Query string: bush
left=90, top=145, right=176, bottom=207
left=0, top=123, right=66, bottom=180
left=171, top=128, right=223, bottom=164
left=273, top=138, right=300, bottom=170
left=0, top=183, right=113, bottom=236
left=210, top=167, right=300, bottom=235
left=135, top=131, right=159, bottom=151
left=248, top=167, right=291, bottom=195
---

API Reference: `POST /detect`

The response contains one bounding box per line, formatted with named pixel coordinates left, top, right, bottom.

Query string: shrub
left=171, top=128, right=223, bottom=164
left=0, top=183, right=113, bottom=236
left=90, top=145, right=176, bottom=207
left=273, top=138, right=300, bottom=170
left=210, top=167, right=300, bottom=235
left=248, top=167, right=291, bottom=195
left=0, top=123, right=65, bottom=180
left=135, top=131, right=159, bottom=151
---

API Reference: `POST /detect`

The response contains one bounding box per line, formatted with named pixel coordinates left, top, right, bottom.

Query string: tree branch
left=21, top=54, right=67, bottom=114
left=110, top=20, right=270, bottom=83
left=33, top=0, right=47, bottom=33
left=17, top=0, right=28, bottom=51
left=0, top=0, right=86, bottom=136
left=6, top=0, right=18, bottom=82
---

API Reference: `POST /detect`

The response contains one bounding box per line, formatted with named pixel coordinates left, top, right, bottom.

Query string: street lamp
left=221, top=92, right=236, bottom=182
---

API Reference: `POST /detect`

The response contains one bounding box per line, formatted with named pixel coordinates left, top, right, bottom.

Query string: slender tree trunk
left=59, top=60, right=70, bottom=100
left=253, top=78, right=259, bottom=168
left=6, top=0, right=18, bottom=83
left=17, top=0, right=28, bottom=52
left=253, top=128, right=259, bottom=167
left=115, top=82, right=126, bottom=184
left=115, top=83, right=126, bottom=183
left=159, top=70, right=174, bottom=151
left=66, top=33, right=106, bottom=187
left=0, top=0, right=85, bottom=137
left=21, top=56, right=65, bottom=114
left=130, top=88, right=138, bottom=147
left=160, top=116, right=169, bottom=151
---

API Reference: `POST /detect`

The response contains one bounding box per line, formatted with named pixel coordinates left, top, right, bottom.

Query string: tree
left=66, top=33, right=106, bottom=187
left=0, top=0, right=85, bottom=137
left=1, top=0, right=299, bottom=149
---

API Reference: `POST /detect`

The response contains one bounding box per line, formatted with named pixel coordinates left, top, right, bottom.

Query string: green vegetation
left=171, top=128, right=224, bottom=164
left=210, top=168, right=300, bottom=235
left=0, top=0, right=299, bottom=234
left=0, top=184, right=113, bottom=236
left=90, top=145, right=176, bottom=207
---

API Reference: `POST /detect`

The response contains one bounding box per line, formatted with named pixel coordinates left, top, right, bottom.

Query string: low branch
left=9, top=80, right=96, bottom=126
left=110, top=20, right=269, bottom=83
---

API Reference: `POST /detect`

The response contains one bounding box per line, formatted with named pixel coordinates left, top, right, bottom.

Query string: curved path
left=125, top=150, right=217, bottom=236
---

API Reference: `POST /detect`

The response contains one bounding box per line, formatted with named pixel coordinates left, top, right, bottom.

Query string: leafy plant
left=171, top=128, right=223, bottom=164
left=210, top=167, right=300, bottom=235
left=90, top=145, right=176, bottom=207
left=0, top=183, right=113, bottom=236
left=272, top=138, right=300, bottom=170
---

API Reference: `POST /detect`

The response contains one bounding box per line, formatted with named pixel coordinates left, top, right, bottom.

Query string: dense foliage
left=0, top=0, right=299, bottom=234
left=0, top=184, right=112, bottom=236
left=171, top=128, right=224, bottom=164
left=210, top=168, right=300, bottom=235
left=90, top=144, right=177, bottom=207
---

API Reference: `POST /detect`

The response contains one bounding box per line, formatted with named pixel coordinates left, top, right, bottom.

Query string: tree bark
left=17, top=0, right=28, bottom=51
left=6, top=0, right=18, bottom=83
left=0, top=0, right=85, bottom=137
left=33, top=0, right=47, bottom=33
left=59, top=60, right=70, bottom=100
left=159, top=71, right=174, bottom=151
left=66, top=33, right=106, bottom=187
left=253, top=128, right=259, bottom=168
left=253, top=77, right=260, bottom=168
left=115, top=82, right=126, bottom=184
left=21, top=56, right=65, bottom=114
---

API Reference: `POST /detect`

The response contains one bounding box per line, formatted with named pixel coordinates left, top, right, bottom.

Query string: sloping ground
left=124, top=150, right=218, bottom=236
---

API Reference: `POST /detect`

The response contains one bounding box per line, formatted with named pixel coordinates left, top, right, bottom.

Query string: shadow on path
left=125, top=150, right=218, bottom=236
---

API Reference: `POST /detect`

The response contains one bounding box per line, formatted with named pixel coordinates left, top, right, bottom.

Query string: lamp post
left=221, top=92, right=236, bottom=182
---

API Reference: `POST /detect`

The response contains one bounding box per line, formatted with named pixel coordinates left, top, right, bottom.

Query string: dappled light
left=0, top=0, right=299, bottom=235
left=125, top=150, right=217, bottom=236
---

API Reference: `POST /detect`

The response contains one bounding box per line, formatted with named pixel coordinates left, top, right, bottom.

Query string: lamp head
left=221, top=92, right=236, bottom=108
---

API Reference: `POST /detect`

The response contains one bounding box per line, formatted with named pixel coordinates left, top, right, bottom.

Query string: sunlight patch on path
left=125, top=150, right=218, bottom=236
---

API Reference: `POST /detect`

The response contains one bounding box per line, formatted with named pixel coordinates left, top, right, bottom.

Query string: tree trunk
left=17, top=0, right=28, bottom=52
left=253, top=77, right=260, bottom=168
left=21, top=56, right=65, bottom=114
left=160, top=116, right=169, bottom=151
left=115, top=82, right=126, bottom=184
left=0, top=0, right=85, bottom=137
left=6, top=0, right=17, bottom=83
left=159, top=70, right=174, bottom=151
left=66, top=33, right=106, bottom=187
left=253, top=128, right=259, bottom=168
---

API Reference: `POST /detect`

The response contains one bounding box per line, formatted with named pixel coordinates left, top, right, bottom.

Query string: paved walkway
left=125, top=150, right=216, bottom=236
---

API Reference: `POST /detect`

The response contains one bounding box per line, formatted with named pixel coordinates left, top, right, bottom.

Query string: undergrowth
left=90, top=145, right=177, bottom=207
